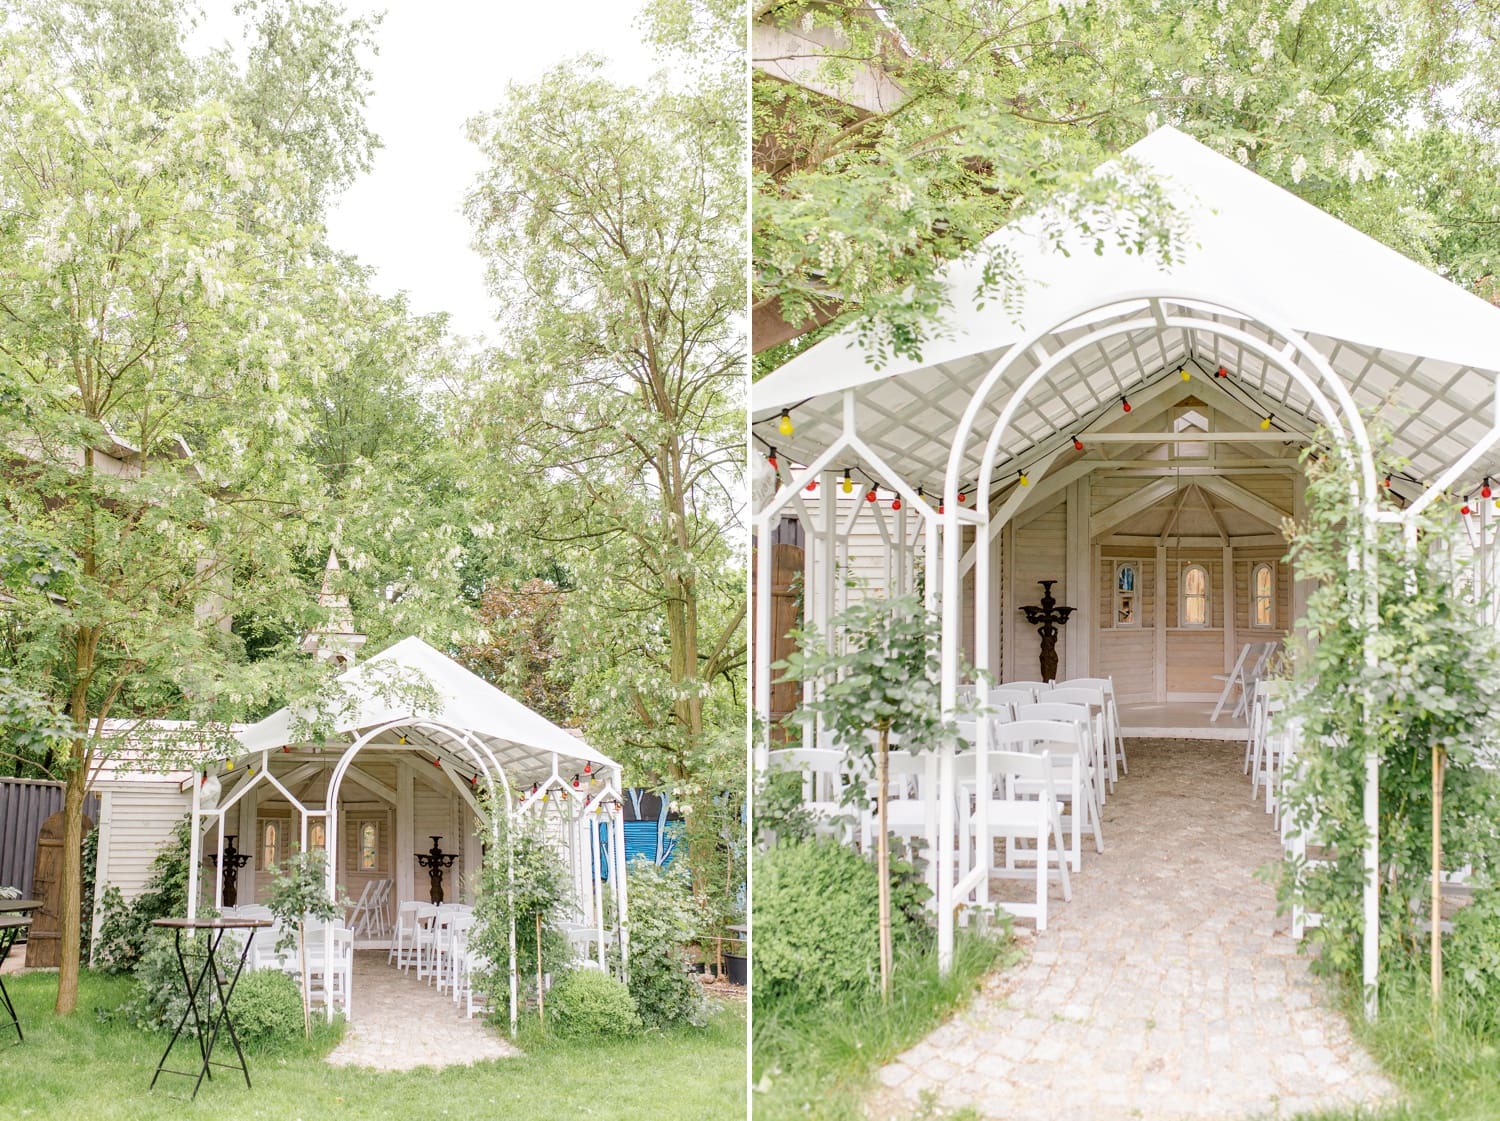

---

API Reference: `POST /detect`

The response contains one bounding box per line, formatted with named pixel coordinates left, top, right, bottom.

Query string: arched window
left=261, top=820, right=282, bottom=869
left=1114, top=562, right=1139, bottom=627
left=1180, top=564, right=1209, bottom=626
left=359, top=821, right=378, bottom=870
left=1251, top=562, right=1275, bottom=628
left=309, top=822, right=327, bottom=850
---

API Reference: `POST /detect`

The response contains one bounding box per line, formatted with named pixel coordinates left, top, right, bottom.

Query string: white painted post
left=187, top=775, right=202, bottom=920
left=754, top=516, right=774, bottom=769
left=1223, top=544, right=1236, bottom=673
left=1154, top=544, right=1168, bottom=701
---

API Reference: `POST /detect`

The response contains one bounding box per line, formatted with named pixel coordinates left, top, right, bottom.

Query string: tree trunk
left=876, top=727, right=892, bottom=1001
left=1431, top=745, right=1445, bottom=1009
left=52, top=761, right=87, bottom=1015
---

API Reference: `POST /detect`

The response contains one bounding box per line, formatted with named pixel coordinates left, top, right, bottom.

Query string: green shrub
left=753, top=839, right=924, bottom=1011
left=94, top=817, right=194, bottom=974
left=547, top=967, right=642, bottom=1039
left=117, top=926, right=192, bottom=1031
left=229, top=969, right=305, bottom=1049
left=619, top=857, right=706, bottom=1030
left=1446, top=884, right=1500, bottom=1034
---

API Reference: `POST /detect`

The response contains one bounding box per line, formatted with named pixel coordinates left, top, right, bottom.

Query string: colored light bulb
left=891, top=497, right=901, bottom=511
left=1260, top=416, right=1272, bottom=431
left=841, top=469, right=853, bottom=494
left=866, top=489, right=877, bottom=502
left=1180, top=368, right=1191, bottom=381
left=1073, top=436, right=1084, bottom=451
left=1216, top=366, right=1228, bottom=378
left=1122, top=398, right=1132, bottom=413
left=1019, top=473, right=1029, bottom=487
left=778, top=410, right=794, bottom=436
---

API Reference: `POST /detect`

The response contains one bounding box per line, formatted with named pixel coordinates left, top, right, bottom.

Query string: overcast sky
left=191, top=1, right=661, bottom=343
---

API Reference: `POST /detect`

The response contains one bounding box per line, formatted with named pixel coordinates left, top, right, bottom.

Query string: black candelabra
left=416, top=836, right=458, bottom=904
left=205, top=835, right=253, bottom=908
left=1019, top=579, right=1076, bottom=683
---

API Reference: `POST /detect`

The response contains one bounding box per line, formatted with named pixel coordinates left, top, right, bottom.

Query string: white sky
left=191, top=1, right=661, bottom=342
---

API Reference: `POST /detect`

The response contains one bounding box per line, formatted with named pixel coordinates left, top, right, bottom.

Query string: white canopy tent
left=751, top=126, right=1500, bottom=1016
left=186, top=636, right=629, bottom=1032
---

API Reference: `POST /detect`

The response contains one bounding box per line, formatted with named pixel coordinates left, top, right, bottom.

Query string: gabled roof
left=752, top=127, right=1500, bottom=495
left=236, top=636, right=613, bottom=784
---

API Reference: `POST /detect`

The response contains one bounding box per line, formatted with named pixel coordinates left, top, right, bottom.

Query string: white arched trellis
left=752, top=287, right=1396, bottom=1015
left=188, top=715, right=631, bottom=1035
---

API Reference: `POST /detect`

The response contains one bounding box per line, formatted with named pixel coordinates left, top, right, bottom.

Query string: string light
left=1461, top=502, right=1472, bottom=516
left=1484, top=477, right=1493, bottom=499
left=572, top=774, right=581, bottom=788
left=841, top=468, right=853, bottom=494
left=1180, top=367, right=1191, bottom=381
left=957, top=491, right=967, bottom=504
left=1260, top=416, right=1273, bottom=431
left=766, top=447, right=778, bottom=470
left=806, top=478, right=817, bottom=492
left=225, top=759, right=234, bottom=772
left=777, top=409, right=794, bottom=437
left=865, top=487, right=878, bottom=503
left=1383, top=475, right=1392, bottom=489
left=583, top=762, right=592, bottom=775
left=1216, top=366, right=1228, bottom=378
left=1019, top=471, right=1030, bottom=487
left=1072, top=436, right=1084, bottom=451
left=1121, top=397, right=1132, bottom=413
left=891, top=496, right=901, bottom=511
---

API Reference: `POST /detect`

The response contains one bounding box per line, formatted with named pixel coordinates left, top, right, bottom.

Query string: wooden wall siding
left=1008, top=503, right=1070, bottom=682
left=1231, top=473, right=1294, bottom=513
left=1166, top=630, right=1225, bottom=693
left=97, top=782, right=189, bottom=902
left=1097, top=628, right=1155, bottom=699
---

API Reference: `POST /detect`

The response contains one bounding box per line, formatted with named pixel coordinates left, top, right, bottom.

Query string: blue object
left=595, top=819, right=681, bottom=882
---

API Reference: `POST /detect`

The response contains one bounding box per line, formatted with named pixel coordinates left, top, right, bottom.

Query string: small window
left=1181, top=564, right=1209, bottom=627
left=1114, top=562, right=1139, bottom=627
left=1251, top=562, right=1275, bottom=629
left=309, top=822, right=327, bottom=850
left=261, top=820, right=283, bottom=869
left=359, top=822, right=378, bottom=870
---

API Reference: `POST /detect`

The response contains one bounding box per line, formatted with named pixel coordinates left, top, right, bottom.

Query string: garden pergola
left=750, top=126, right=1500, bottom=1015
left=184, top=636, right=629, bottom=1032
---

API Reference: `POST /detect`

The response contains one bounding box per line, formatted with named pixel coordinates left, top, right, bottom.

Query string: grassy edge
left=752, top=929, right=1021, bottom=1121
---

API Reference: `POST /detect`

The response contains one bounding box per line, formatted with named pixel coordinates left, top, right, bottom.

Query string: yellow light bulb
left=778, top=410, right=794, bottom=437
left=225, top=759, right=234, bottom=772
left=841, top=473, right=853, bottom=494
left=1019, top=473, right=1029, bottom=487
left=1180, top=368, right=1191, bottom=381
left=1260, top=416, right=1272, bottom=431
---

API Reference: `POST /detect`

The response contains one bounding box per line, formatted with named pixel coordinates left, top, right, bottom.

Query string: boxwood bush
left=230, top=968, right=305, bottom=1048
left=547, top=967, right=642, bottom=1039
left=753, top=839, right=926, bottom=1011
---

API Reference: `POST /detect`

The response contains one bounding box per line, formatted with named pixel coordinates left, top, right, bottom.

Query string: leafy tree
left=263, top=848, right=342, bottom=1037
left=463, top=50, right=745, bottom=896
left=461, top=577, right=573, bottom=726
left=777, top=594, right=964, bottom=998
left=753, top=0, right=1500, bottom=368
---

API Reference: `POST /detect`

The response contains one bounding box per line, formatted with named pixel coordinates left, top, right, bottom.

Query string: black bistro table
left=148, top=917, right=270, bottom=1100
left=0, top=902, right=39, bottom=1044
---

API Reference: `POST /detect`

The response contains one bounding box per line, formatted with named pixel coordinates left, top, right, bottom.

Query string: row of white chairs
left=219, top=906, right=354, bottom=1017
left=771, top=675, right=1131, bottom=931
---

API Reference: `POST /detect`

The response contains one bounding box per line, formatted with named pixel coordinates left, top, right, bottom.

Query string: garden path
left=870, top=738, right=1397, bottom=1121
left=324, top=950, right=520, bottom=1071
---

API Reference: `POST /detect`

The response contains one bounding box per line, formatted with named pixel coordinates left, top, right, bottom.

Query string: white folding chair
left=462, top=949, right=491, bottom=1018
left=445, top=912, right=477, bottom=998
left=1010, top=707, right=1103, bottom=870
left=1239, top=643, right=1280, bottom=719
left=987, top=686, right=1037, bottom=711
left=1211, top=643, right=1257, bottom=722
left=966, top=744, right=1073, bottom=931
left=412, top=904, right=441, bottom=980
left=345, top=880, right=379, bottom=939
left=389, top=900, right=423, bottom=970
left=1054, top=676, right=1128, bottom=778
left=857, top=750, right=938, bottom=884
left=766, top=748, right=851, bottom=839
left=305, top=925, right=353, bottom=1019
left=1038, top=685, right=1115, bottom=795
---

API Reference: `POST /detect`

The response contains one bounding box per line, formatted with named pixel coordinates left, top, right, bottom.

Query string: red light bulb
left=1216, top=366, right=1228, bottom=378
left=1462, top=504, right=1472, bottom=516
left=806, top=479, right=817, bottom=491
left=891, top=497, right=901, bottom=511
left=866, top=489, right=877, bottom=502
left=937, top=503, right=945, bottom=514
left=1122, top=398, right=1132, bottom=413
left=1073, top=437, right=1084, bottom=451
left=583, top=762, right=592, bottom=775
left=1383, top=475, right=1392, bottom=489
left=1483, top=479, right=1493, bottom=499
left=957, top=492, right=967, bottom=504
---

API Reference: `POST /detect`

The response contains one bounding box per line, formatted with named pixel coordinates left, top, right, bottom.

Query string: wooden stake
left=877, top=726, right=892, bottom=1000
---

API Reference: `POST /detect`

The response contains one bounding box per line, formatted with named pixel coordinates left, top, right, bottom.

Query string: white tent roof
left=236, top=636, right=614, bottom=784
left=752, top=127, right=1500, bottom=495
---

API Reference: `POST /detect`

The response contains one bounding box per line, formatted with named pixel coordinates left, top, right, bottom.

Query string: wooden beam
left=1076, top=431, right=1313, bottom=444
left=344, top=764, right=397, bottom=806
left=1090, top=478, right=1179, bottom=538
left=1194, top=474, right=1292, bottom=532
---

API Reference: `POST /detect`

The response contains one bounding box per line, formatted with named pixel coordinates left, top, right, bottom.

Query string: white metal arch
left=930, top=288, right=1383, bottom=1016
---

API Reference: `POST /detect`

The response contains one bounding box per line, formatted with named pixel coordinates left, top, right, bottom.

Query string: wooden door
left=752, top=540, right=804, bottom=742
left=25, top=810, right=94, bottom=968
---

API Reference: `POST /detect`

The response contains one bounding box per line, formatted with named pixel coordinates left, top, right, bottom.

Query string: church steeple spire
left=301, top=548, right=367, bottom=667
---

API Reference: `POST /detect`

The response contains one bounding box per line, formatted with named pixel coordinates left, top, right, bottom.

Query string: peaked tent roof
left=236, top=636, right=614, bottom=784
left=752, top=126, right=1500, bottom=495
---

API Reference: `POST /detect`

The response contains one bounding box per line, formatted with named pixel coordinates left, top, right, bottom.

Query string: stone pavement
left=325, top=949, right=520, bottom=1070
left=870, top=738, right=1396, bottom=1121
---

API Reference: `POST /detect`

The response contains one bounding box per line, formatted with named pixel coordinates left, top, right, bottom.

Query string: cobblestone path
left=325, top=950, right=520, bottom=1070
left=871, top=738, right=1396, bottom=1121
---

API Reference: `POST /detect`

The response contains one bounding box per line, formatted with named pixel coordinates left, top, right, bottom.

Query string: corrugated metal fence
left=0, top=778, right=99, bottom=898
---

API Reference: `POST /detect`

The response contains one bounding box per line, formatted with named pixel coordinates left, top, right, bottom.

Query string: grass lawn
left=752, top=931, right=1015, bottom=1121
left=1293, top=978, right=1500, bottom=1121
left=0, top=970, right=745, bottom=1121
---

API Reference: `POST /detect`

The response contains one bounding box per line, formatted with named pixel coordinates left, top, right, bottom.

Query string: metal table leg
left=148, top=924, right=259, bottom=1099
left=0, top=918, right=31, bottom=1044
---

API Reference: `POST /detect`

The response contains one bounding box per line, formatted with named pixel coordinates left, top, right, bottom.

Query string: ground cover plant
left=0, top=970, right=745, bottom=1121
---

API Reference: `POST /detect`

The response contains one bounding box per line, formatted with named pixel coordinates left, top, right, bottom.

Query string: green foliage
left=265, top=850, right=342, bottom=940
left=753, top=929, right=1013, bottom=1121
left=1445, top=886, right=1500, bottom=1037
left=229, top=968, right=307, bottom=1049
left=0, top=670, right=72, bottom=779
left=116, top=923, right=195, bottom=1031
left=617, top=857, right=707, bottom=1031
left=1279, top=434, right=1500, bottom=981
left=94, top=818, right=194, bottom=974
left=753, top=0, right=1500, bottom=367
left=473, top=815, right=572, bottom=1013
left=546, top=968, right=643, bottom=1040
left=753, top=839, right=926, bottom=1011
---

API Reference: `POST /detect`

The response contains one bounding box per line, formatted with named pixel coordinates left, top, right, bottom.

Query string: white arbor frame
left=753, top=286, right=1500, bottom=1017
left=187, top=716, right=631, bottom=1034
